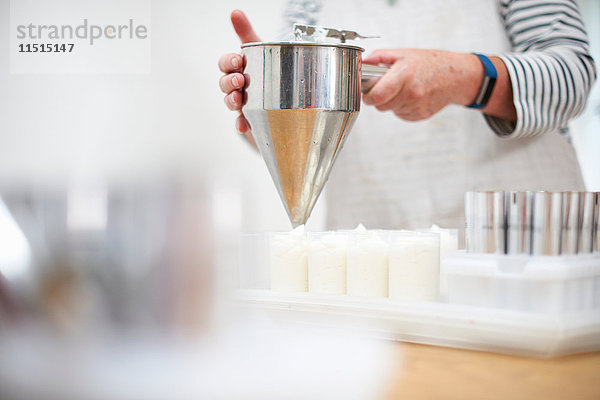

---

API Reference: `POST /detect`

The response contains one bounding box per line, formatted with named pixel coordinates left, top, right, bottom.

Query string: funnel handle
left=361, top=64, right=389, bottom=93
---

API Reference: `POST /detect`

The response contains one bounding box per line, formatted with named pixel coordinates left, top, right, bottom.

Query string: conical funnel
left=241, top=42, right=365, bottom=227
left=258, top=108, right=358, bottom=226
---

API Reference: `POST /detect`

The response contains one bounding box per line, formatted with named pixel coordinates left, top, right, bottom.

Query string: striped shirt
left=283, top=0, right=597, bottom=140
left=489, top=0, right=597, bottom=138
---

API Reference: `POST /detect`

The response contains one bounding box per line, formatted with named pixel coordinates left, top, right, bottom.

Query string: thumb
left=231, top=10, right=261, bottom=44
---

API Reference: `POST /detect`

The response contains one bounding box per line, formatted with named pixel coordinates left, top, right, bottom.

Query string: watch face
left=469, top=53, right=498, bottom=108
left=480, top=76, right=497, bottom=106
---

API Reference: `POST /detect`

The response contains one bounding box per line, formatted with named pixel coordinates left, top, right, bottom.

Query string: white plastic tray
left=445, top=251, right=600, bottom=313
left=236, top=289, right=600, bottom=358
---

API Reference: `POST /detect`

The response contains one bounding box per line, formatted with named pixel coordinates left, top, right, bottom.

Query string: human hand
left=218, top=10, right=260, bottom=145
left=362, top=49, right=483, bottom=121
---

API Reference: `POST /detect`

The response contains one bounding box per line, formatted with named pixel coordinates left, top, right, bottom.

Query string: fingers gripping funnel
left=241, top=42, right=363, bottom=227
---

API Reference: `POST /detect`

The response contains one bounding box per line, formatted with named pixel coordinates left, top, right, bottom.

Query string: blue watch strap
left=467, top=53, right=497, bottom=109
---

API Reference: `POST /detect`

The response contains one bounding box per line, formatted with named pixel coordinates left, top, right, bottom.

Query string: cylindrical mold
left=388, top=231, right=440, bottom=302
left=426, top=226, right=458, bottom=299
left=594, top=192, right=600, bottom=253
left=561, top=192, right=580, bottom=254
left=307, top=231, right=348, bottom=295
left=464, top=191, right=476, bottom=252
left=578, top=192, right=595, bottom=253
left=531, top=191, right=563, bottom=255
left=465, top=191, right=505, bottom=253
left=269, top=228, right=308, bottom=292
left=346, top=230, right=389, bottom=297
left=506, top=191, right=533, bottom=254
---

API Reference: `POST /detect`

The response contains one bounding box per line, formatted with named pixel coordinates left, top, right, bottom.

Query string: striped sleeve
left=485, top=0, right=597, bottom=139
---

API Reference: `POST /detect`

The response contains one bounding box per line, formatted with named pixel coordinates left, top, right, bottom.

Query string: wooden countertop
left=385, top=342, right=600, bottom=400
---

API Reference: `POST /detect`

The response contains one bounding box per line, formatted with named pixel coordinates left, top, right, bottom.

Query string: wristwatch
left=467, top=53, right=497, bottom=109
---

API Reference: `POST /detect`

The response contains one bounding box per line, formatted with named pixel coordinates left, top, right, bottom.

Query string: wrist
left=467, top=54, right=498, bottom=109
left=485, top=56, right=517, bottom=121
left=454, top=53, right=485, bottom=106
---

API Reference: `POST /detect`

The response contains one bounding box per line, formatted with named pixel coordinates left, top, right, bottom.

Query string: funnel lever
left=293, top=23, right=380, bottom=43
left=361, top=64, right=389, bottom=93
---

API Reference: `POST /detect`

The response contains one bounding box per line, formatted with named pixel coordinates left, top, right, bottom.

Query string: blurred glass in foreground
left=0, top=180, right=392, bottom=400
left=0, top=181, right=214, bottom=335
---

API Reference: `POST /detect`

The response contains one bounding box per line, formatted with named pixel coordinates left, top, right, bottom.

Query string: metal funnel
left=241, top=42, right=381, bottom=227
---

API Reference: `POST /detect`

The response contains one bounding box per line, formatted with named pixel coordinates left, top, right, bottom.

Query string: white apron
left=302, top=0, right=586, bottom=230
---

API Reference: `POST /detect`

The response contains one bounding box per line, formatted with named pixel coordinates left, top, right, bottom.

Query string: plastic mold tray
left=236, top=290, right=600, bottom=358
left=445, top=251, right=600, bottom=314
left=236, top=251, right=600, bottom=358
